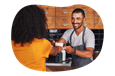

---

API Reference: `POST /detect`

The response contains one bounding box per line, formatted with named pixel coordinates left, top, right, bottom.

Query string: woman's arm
left=50, top=38, right=66, bottom=56
left=49, top=46, right=62, bottom=56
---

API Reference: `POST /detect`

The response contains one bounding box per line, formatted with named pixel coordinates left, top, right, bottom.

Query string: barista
left=53, top=8, right=95, bottom=67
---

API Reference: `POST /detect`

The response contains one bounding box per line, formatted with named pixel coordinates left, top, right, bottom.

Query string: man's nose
left=72, top=19, right=78, bottom=23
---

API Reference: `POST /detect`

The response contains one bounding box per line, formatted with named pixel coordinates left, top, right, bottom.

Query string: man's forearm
left=75, top=49, right=93, bottom=58
left=58, top=38, right=66, bottom=44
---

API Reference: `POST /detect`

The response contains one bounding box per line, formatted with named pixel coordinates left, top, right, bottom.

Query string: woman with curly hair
left=11, top=5, right=62, bottom=71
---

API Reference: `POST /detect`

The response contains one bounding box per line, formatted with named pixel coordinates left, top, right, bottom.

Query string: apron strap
left=69, top=29, right=74, bottom=45
left=82, top=26, right=86, bottom=46
left=70, top=26, right=86, bottom=46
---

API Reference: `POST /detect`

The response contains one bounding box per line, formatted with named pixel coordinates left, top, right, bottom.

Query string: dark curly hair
left=11, top=5, right=47, bottom=46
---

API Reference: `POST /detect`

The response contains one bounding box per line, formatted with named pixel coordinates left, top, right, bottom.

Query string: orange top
left=12, top=38, right=52, bottom=71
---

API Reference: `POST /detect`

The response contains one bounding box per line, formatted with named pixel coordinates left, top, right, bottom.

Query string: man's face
left=71, top=12, right=85, bottom=30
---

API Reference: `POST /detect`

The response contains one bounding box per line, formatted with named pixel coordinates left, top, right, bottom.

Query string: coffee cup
left=55, top=42, right=63, bottom=47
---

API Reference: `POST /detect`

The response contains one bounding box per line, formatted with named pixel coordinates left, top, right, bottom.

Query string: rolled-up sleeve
left=42, top=39, right=52, bottom=58
left=85, top=30, right=95, bottom=49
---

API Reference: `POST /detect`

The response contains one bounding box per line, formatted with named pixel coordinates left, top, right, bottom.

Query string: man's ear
left=83, top=17, right=86, bottom=21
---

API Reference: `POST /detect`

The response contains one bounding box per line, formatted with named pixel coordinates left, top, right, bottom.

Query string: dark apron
left=70, top=27, right=92, bottom=67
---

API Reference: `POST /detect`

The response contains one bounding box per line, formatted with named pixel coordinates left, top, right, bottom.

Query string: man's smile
left=72, top=23, right=79, bottom=27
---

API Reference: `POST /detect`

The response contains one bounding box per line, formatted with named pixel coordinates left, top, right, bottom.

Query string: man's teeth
left=74, top=24, right=79, bottom=26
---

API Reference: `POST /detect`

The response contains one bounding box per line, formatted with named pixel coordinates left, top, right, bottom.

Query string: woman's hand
left=51, top=40, right=56, bottom=47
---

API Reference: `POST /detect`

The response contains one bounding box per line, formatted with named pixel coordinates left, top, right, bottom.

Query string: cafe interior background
left=36, top=4, right=104, bottom=71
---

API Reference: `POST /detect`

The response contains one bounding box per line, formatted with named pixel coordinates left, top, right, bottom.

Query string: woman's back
left=12, top=38, right=52, bottom=71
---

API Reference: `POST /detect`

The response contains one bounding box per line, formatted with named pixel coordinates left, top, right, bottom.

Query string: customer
left=11, top=5, right=62, bottom=71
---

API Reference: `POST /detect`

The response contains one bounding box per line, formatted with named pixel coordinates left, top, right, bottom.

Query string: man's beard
left=72, top=21, right=83, bottom=30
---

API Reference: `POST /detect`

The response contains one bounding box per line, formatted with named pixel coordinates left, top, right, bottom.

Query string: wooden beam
left=87, top=5, right=115, bottom=9
left=37, top=4, right=115, bottom=9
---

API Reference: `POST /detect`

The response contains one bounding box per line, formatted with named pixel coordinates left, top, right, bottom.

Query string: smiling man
left=53, top=8, right=95, bottom=67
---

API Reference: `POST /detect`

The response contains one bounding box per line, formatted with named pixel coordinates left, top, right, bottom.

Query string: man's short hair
left=72, top=8, right=85, bottom=18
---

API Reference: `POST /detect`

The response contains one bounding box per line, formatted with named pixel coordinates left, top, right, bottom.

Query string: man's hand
left=63, top=46, right=74, bottom=54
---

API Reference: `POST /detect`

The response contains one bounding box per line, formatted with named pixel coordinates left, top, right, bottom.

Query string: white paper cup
left=55, top=43, right=63, bottom=47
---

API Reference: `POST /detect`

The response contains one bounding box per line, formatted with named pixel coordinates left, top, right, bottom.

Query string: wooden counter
left=47, top=66, right=115, bottom=72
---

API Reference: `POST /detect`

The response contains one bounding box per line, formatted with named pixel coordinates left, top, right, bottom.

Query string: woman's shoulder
left=33, top=38, right=51, bottom=44
left=42, top=38, right=51, bottom=45
left=11, top=40, right=15, bottom=44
